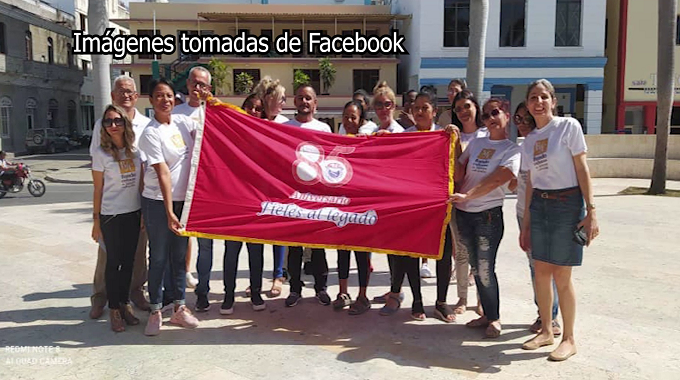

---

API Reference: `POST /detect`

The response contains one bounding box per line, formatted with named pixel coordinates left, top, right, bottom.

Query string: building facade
left=394, top=0, right=607, bottom=135
left=0, top=0, right=83, bottom=153
left=115, top=1, right=405, bottom=131
left=603, top=0, right=680, bottom=134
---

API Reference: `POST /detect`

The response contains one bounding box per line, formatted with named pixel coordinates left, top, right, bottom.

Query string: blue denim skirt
left=529, top=187, right=585, bottom=266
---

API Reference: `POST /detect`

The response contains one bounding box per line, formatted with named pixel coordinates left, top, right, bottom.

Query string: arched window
left=48, top=99, right=58, bottom=129
left=25, top=31, right=32, bottom=60
left=0, top=97, right=12, bottom=138
left=26, top=98, right=37, bottom=130
left=47, top=37, right=54, bottom=64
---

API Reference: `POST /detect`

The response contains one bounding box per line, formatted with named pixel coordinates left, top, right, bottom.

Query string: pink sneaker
left=169, top=305, right=199, bottom=328
left=144, top=311, right=162, bottom=336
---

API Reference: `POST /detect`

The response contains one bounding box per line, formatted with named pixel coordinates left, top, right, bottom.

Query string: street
left=0, top=178, right=678, bottom=379
left=0, top=183, right=91, bottom=206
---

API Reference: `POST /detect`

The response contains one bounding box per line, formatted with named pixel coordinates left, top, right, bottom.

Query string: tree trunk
left=466, top=0, right=489, bottom=98
left=649, top=0, right=676, bottom=194
left=88, top=0, right=111, bottom=116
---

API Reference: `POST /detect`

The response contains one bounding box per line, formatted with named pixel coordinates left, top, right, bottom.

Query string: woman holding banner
left=449, top=97, right=521, bottom=338
left=254, top=76, right=288, bottom=297
left=139, top=78, right=200, bottom=336
left=332, top=100, right=371, bottom=315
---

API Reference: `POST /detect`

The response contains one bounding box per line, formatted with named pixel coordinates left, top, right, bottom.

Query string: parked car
left=25, top=129, right=71, bottom=154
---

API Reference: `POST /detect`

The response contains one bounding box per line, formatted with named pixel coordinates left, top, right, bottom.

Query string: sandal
left=434, top=301, right=456, bottom=323
left=333, top=293, right=352, bottom=310
left=379, top=294, right=401, bottom=316
left=269, top=277, right=284, bottom=298
left=466, top=316, right=489, bottom=328
left=485, top=321, right=501, bottom=338
left=453, top=298, right=467, bottom=314
left=411, top=300, right=426, bottom=321
left=348, top=296, right=371, bottom=315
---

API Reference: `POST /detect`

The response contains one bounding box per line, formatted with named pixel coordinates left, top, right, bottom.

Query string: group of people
left=88, top=66, right=599, bottom=362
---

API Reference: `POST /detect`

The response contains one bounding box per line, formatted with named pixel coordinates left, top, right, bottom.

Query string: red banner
left=181, top=103, right=454, bottom=259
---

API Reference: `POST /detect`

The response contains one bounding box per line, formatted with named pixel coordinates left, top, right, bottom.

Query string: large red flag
left=180, top=102, right=454, bottom=259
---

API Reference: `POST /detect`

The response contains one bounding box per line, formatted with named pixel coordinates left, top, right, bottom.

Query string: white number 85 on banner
left=293, top=142, right=355, bottom=187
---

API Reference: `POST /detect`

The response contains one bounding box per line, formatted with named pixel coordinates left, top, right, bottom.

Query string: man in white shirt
left=173, top=66, right=212, bottom=123
left=89, top=75, right=151, bottom=319
left=283, top=84, right=332, bottom=307
left=284, top=84, right=332, bottom=133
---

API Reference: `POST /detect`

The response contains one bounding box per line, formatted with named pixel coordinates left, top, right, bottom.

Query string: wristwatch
left=586, top=203, right=596, bottom=210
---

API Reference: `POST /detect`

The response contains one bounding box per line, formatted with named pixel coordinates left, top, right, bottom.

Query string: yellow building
left=603, top=0, right=680, bottom=134
left=113, top=2, right=408, bottom=131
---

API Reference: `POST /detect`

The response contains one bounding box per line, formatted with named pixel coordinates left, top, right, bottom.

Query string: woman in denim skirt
left=449, top=98, right=521, bottom=338
left=519, top=79, right=600, bottom=361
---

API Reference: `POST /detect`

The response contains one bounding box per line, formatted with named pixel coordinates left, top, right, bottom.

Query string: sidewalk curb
left=44, top=175, right=92, bottom=185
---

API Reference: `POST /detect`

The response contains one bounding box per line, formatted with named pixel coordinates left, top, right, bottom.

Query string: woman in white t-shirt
left=514, top=102, right=561, bottom=337
left=449, top=98, right=521, bottom=338
left=253, top=77, right=289, bottom=297
left=437, top=78, right=467, bottom=128
left=450, top=90, right=488, bottom=315
left=91, top=104, right=143, bottom=333
left=331, top=100, right=372, bottom=315
left=519, top=79, right=599, bottom=361
left=372, top=82, right=405, bottom=135
left=138, top=78, right=200, bottom=336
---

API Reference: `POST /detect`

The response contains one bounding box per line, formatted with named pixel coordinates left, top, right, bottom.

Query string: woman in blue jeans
left=138, top=78, right=201, bottom=336
left=449, top=97, right=521, bottom=338
left=520, top=79, right=599, bottom=361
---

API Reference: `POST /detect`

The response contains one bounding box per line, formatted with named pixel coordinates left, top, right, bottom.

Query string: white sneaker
left=186, top=272, right=198, bottom=288
left=420, top=264, right=433, bottom=278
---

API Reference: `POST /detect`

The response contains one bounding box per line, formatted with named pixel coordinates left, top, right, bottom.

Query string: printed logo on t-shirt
left=533, top=138, right=549, bottom=171
left=170, top=133, right=186, bottom=149
left=118, top=159, right=137, bottom=189
left=471, top=148, right=496, bottom=173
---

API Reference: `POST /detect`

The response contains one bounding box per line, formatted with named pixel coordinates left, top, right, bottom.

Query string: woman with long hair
left=449, top=98, right=521, bottom=338
left=514, top=102, right=561, bottom=337
left=450, top=90, right=489, bottom=315
left=437, top=78, right=467, bottom=127
left=520, top=79, right=599, bottom=361
left=91, top=104, right=143, bottom=332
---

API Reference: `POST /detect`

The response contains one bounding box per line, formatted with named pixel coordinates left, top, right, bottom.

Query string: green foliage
left=318, top=57, right=336, bottom=94
left=207, top=58, right=231, bottom=95
left=293, top=69, right=311, bottom=92
left=234, top=71, right=255, bottom=95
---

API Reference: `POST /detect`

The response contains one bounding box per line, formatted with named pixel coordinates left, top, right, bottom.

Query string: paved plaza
left=0, top=178, right=679, bottom=379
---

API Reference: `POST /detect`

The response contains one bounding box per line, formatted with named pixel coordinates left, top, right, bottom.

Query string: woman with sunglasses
left=388, top=87, right=454, bottom=322
left=437, top=79, right=467, bottom=127
left=448, top=98, right=521, bottom=338
left=520, top=79, right=598, bottom=361
left=242, top=94, right=264, bottom=118
left=91, top=105, right=143, bottom=332
left=139, top=78, right=200, bottom=336
left=371, top=82, right=405, bottom=134
left=253, top=76, right=288, bottom=297
left=514, top=102, right=562, bottom=338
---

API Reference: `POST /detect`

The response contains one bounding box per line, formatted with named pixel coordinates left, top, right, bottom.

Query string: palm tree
left=88, top=0, right=111, bottom=115
left=466, top=0, right=489, bottom=98
left=649, top=0, right=676, bottom=195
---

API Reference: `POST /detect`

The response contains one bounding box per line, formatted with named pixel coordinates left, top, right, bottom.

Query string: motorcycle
left=0, top=163, right=46, bottom=198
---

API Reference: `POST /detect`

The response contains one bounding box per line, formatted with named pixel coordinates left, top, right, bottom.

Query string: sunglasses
left=514, top=114, right=534, bottom=125
left=481, top=108, right=502, bottom=121
left=102, top=118, right=125, bottom=128
left=374, top=101, right=394, bottom=110
left=454, top=103, right=472, bottom=114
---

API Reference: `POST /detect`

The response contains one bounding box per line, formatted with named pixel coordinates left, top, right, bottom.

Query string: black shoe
left=285, top=292, right=301, bottom=307
left=251, top=293, right=266, bottom=311
left=316, top=290, right=331, bottom=306
left=220, top=295, right=234, bottom=315
left=195, top=294, right=210, bottom=313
